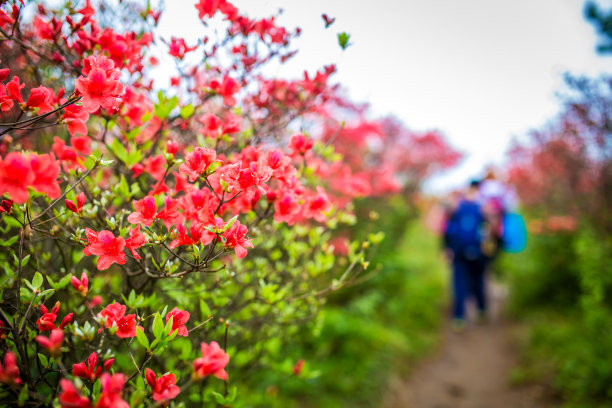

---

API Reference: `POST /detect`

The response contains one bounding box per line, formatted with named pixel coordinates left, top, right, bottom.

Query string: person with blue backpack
left=444, top=180, right=488, bottom=330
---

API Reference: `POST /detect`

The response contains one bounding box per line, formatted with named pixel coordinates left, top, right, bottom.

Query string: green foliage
left=236, top=197, right=448, bottom=406
left=503, top=222, right=612, bottom=407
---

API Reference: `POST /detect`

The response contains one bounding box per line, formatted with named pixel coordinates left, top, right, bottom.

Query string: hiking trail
left=384, top=283, right=558, bottom=408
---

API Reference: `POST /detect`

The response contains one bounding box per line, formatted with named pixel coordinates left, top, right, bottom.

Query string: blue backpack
left=502, top=212, right=527, bottom=253
left=445, top=200, right=485, bottom=261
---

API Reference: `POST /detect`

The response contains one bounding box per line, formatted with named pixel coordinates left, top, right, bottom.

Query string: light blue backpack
left=502, top=212, right=527, bottom=253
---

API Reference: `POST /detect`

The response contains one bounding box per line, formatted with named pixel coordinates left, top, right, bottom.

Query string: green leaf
left=227, top=386, right=237, bottom=402
left=18, top=384, right=28, bottom=404
left=128, top=290, right=136, bottom=304
left=32, top=272, right=43, bottom=290
left=164, top=316, right=174, bottom=336
left=206, top=160, right=222, bottom=175
left=39, top=289, right=56, bottom=298
left=211, top=391, right=229, bottom=405
left=180, top=104, right=195, bottom=119
left=338, top=32, right=351, bottom=49
left=56, top=274, right=72, bottom=290
left=117, top=175, right=129, bottom=198
left=368, top=231, right=385, bottom=245
left=135, top=327, right=150, bottom=349
left=126, top=146, right=143, bottom=166
left=199, top=299, right=210, bottom=317
left=152, top=313, right=164, bottom=339
left=38, top=353, right=48, bottom=368
left=125, top=127, right=140, bottom=141
left=0, top=235, right=18, bottom=247
left=110, top=139, right=128, bottom=163
left=221, top=215, right=239, bottom=233
left=21, top=254, right=30, bottom=268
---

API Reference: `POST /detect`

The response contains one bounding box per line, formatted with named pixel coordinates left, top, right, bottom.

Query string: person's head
left=465, top=179, right=480, bottom=199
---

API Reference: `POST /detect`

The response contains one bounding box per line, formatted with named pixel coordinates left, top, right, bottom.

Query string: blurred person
left=444, top=180, right=488, bottom=330
left=478, top=169, right=520, bottom=260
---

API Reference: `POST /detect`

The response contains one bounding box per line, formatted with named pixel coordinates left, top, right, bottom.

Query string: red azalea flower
left=88, top=296, right=103, bottom=308
left=25, top=86, right=55, bottom=113
left=98, top=302, right=140, bottom=338
left=144, top=154, right=166, bottom=180
left=125, top=225, right=146, bottom=259
left=83, top=229, right=127, bottom=270
left=0, top=84, right=13, bottom=112
left=59, top=313, right=73, bottom=329
left=37, top=301, right=60, bottom=331
left=166, top=140, right=179, bottom=156
left=0, top=351, right=21, bottom=387
left=193, top=341, right=229, bottom=380
left=0, top=152, right=34, bottom=204
left=37, top=302, right=71, bottom=331
left=274, top=191, right=301, bottom=225
left=169, top=222, right=204, bottom=248
left=66, top=192, right=86, bottom=214
left=131, top=163, right=145, bottom=177
left=155, top=197, right=182, bottom=229
left=32, top=16, right=55, bottom=40
left=179, top=147, right=217, bottom=182
left=292, top=359, right=305, bottom=375
left=73, top=352, right=101, bottom=381
left=166, top=307, right=190, bottom=337
left=0, top=69, right=9, bottom=82
left=168, top=37, right=197, bottom=59
left=200, top=113, right=222, bottom=138
left=76, top=0, right=95, bottom=18
left=98, top=302, right=125, bottom=327
left=303, top=187, right=331, bottom=222
left=71, top=271, right=89, bottom=296
left=72, top=352, right=112, bottom=382
left=6, top=76, right=24, bottom=103
left=222, top=160, right=272, bottom=192
left=59, top=379, right=91, bottom=408
left=70, top=136, right=91, bottom=155
left=127, top=195, right=157, bottom=226
left=37, top=313, right=57, bottom=331
left=52, top=137, right=83, bottom=170
left=209, top=76, right=240, bottom=106
left=0, top=199, right=13, bottom=214
left=36, top=329, right=64, bottom=355
left=195, top=0, right=225, bottom=19
left=29, top=153, right=61, bottom=199
left=114, top=314, right=139, bottom=338
left=96, top=373, right=129, bottom=408
left=222, top=112, right=241, bottom=134
left=62, top=104, right=90, bottom=136
left=75, top=55, right=125, bottom=113
left=145, top=368, right=181, bottom=402
left=222, top=220, right=253, bottom=258
left=289, top=133, right=314, bottom=155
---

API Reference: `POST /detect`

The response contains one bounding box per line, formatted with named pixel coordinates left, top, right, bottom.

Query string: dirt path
left=384, top=284, right=556, bottom=408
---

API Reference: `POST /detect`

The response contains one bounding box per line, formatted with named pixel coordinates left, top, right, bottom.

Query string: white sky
left=158, top=0, right=612, bottom=192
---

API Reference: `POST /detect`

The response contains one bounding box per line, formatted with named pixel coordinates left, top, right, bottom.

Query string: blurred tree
left=585, top=1, right=612, bottom=54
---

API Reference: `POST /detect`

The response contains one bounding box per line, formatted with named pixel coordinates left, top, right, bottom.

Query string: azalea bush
left=0, top=0, right=463, bottom=406
left=502, top=74, right=612, bottom=406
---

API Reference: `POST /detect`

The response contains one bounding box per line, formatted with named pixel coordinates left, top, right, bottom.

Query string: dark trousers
left=452, top=257, right=486, bottom=320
